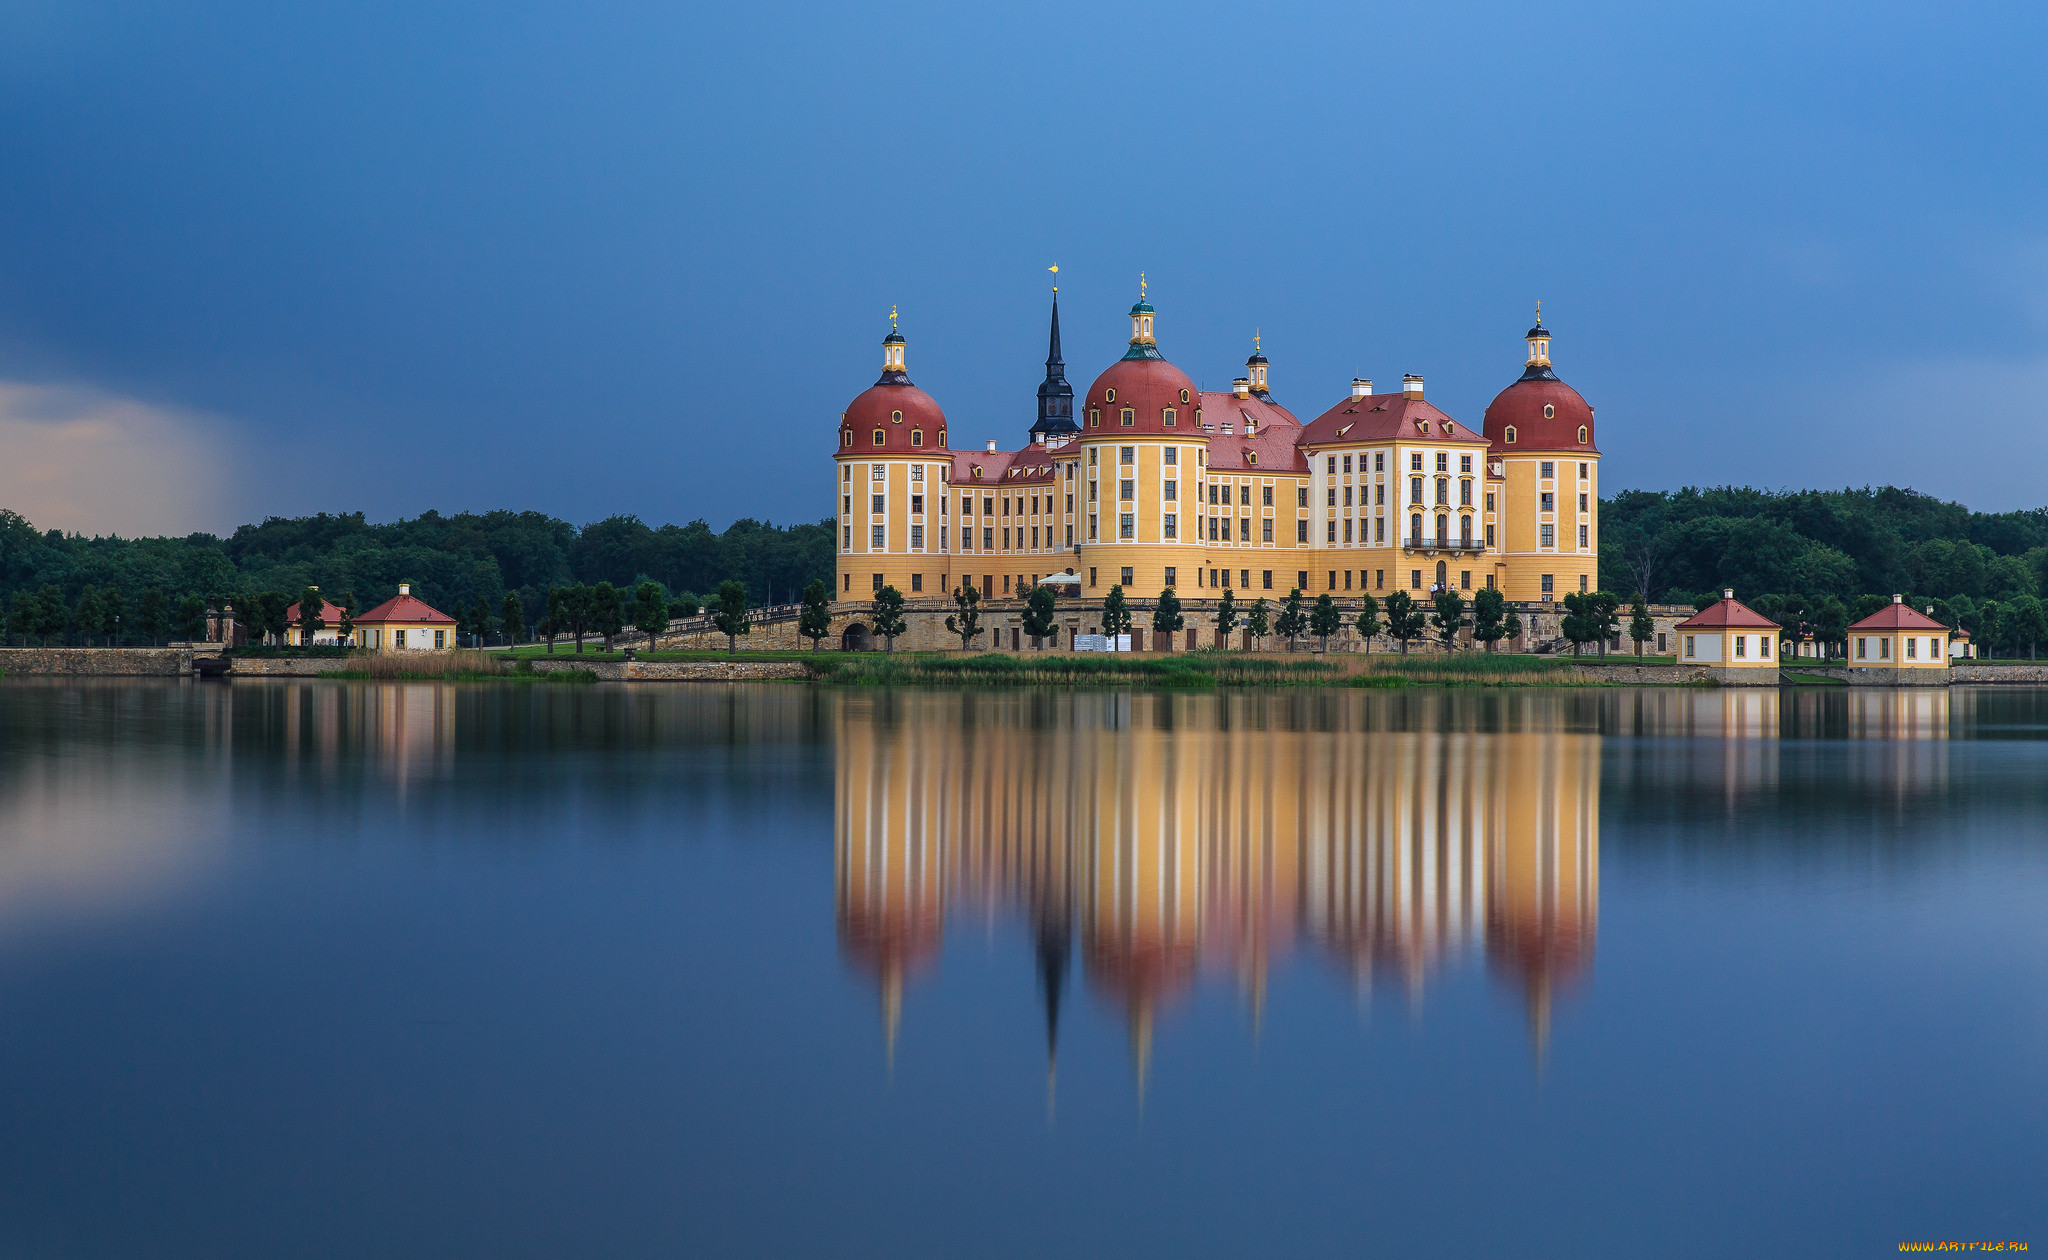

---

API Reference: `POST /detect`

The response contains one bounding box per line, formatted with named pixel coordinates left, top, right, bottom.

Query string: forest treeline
left=0, top=508, right=833, bottom=644
left=1601, top=485, right=2048, bottom=654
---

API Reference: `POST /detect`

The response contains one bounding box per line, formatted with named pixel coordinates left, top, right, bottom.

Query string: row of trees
left=4, top=585, right=209, bottom=646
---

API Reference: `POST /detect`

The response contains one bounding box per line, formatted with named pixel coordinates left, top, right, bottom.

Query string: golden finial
left=1139, top=272, right=1146, bottom=300
left=1535, top=300, right=1541, bottom=327
left=1254, top=326, right=1261, bottom=353
left=1048, top=263, right=1058, bottom=293
left=890, top=304, right=898, bottom=330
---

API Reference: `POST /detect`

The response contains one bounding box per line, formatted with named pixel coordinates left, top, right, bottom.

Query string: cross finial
left=1254, top=326, right=1261, bottom=353
left=890, top=304, right=898, bottom=330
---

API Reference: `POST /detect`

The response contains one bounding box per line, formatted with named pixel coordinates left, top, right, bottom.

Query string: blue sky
left=1, top=1, right=2044, bottom=536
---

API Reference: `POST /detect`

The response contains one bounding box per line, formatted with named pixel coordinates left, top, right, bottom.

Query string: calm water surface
left=0, top=679, right=2042, bottom=1258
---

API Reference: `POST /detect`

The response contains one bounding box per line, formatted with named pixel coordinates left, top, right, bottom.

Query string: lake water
left=0, top=679, right=2042, bottom=1257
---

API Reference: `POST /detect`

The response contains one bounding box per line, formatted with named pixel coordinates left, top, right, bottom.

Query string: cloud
left=0, top=380, right=238, bottom=537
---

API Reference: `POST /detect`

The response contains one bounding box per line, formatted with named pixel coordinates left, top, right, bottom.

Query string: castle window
left=1540, top=461, right=1555, bottom=479
left=1164, top=448, right=1177, bottom=465
left=1164, top=514, right=1177, bottom=538
left=1505, top=426, right=1517, bottom=444
left=1120, top=408, right=1134, bottom=427
left=1104, top=388, right=1116, bottom=403
left=1163, top=407, right=1176, bottom=427
left=1578, top=425, right=1589, bottom=443
left=1543, top=404, right=1555, bottom=419
left=841, top=430, right=852, bottom=447
left=1195, top=408, right=1203, bottom=427
left=873, top=429, right=885, bottom=445
left=1119, top=514, right=1134, bottom=539
left=892, top=410, right=903, bottom=423
left=1247, top=453, right=1257, bottom=465
left=871, top=464, right=885, bottom=480
left=1088, top=409, right=1100, bottom=428
left=911, top=429, right=924, bottom=446
left=1179, top=389, right=1190, bottom=404
left=1120, top=446, right=1135, bottom=464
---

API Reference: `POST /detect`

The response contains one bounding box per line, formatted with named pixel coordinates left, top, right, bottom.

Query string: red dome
left=839, top=381, right=948, bottom=455
left=1081, top=357, right=1201, bottom=436
left=1482, top=377, right=1597, bottom=454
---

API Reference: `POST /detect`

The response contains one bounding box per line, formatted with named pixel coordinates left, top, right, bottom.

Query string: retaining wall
left=1567, top=662, right=1722, bottom=685
left=222, top=656, right=355, bottom=676
left=0, top=647, right=193, bottom=676
left=1950, top=663, right=2048, bottom=684
left=523, top=659, right=814, bottom=682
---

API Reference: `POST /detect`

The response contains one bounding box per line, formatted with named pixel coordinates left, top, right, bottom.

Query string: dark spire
left=1029, top=289, right=1078, bottom=440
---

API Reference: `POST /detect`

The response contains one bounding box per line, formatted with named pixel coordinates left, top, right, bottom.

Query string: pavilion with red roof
left=1675, top=589, right=1781, bottom=682
left=1847, top=595, right=1951, bottom=683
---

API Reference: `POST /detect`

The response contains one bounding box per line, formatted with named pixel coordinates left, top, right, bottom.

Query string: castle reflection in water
left=835, top=689, right=1606, bottom=1080
left=835, top=685, right=1972, bottom=1080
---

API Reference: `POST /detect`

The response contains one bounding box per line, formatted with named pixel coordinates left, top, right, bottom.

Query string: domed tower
left=1075, top=280, right=1205, bottom=602
left=1481, top=311, right=1600, bottom=603
left=835, top=313, right=954, bottom=609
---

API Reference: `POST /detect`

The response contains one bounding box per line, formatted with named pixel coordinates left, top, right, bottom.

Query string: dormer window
left=1163, top=407, right=1177, bottom=427
left=891, top=410, right=904, bottom=423
left=1120, top=408, right=1134, bottom=427
left=1505, top=426, right=1517, bottom=444
left=911, top=429, right=924, bottom=446
left=1088, top=409, right=1100, bottom=428
left=1419, top=420, right=1431, bottom=434
left=1543, top=404, right=1555, bottom=419
left=972, top=466, right=983, bottom=479
left=1179, top=388, right=1190, bottom=404
left=873, top=429, right=886, bottom=445
left=1247, top=452, right=1258, bottom=465
left=938, top=429, right=946, bottom=445
left=1443, top=422, right=1455, bottom=435
left=841, top=430, right=852, bottom=447
left=1104, top=388, right=1116, bottom=403
left=1578, top=425, right=1589, bottom=443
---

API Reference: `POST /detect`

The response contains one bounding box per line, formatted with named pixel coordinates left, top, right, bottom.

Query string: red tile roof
left=282, top=598, right=350, bottom=625
left=952, top=446, right=1058, bottom=485
left=1675, top=595, right=1780, bottom=630
left=1296, top=393, right=1486, bottom=449
left=1848, top=601, right=1949, bottom=632
left=355, top=592, right=455, bottom=624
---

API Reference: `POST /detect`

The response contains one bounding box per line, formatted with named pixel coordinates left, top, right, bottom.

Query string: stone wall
left=0, top=647, right=194, bottom=675
left=1567, top=662, right=1722, bottom=685
left=522, top=658, right=814, bottom=681
left=221, top=656, right=355, bottom=676
left=1950, top=663, right=2048, bottom=684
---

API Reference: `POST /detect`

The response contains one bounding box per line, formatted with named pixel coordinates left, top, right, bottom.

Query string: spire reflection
left=832, top=692, right=1601, bottom=1080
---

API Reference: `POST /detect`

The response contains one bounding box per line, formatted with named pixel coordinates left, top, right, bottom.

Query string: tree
left=1383, top=589, right=1426, bottom=655
left=338, top=591, right=359, bottom=647
left=1214, top=589, right=1239, bottom=648
left=1353, top=593, right=1381, bottom=654
left=2005, top=594, right=2046, bottom=661
left=138, top=588, right=167, bottom=645
left=1629, top=594, right=1654, bottom=657
left=7, top=590, right=38, bottom=646
left=543, top=585, right=567, bottom=653
left=1274, top=589, right=1307, bottom=650
left=1152, top=587, right=1184, bottom=646
left=631, top=580, right=669, bottom=654
left=1100, top=585, right=1133, bottom=643
left=471, top=594, right=497, bottom=648
left=1309, top=593, right=1342, bottom=651
left=1810, top=593, right=1849, bottom=659
left=175, top=594, right=208, bottom=643
left=1472, top=587, right=1508, bottom=653
left=798, top=579, right=833, bottom=652
left=295, top=586, right=327, bottom=645
left=500, top=591, right=524, bottom=645
left=34, top=584, right=66, bottom=646
left=945, top=582, right=984, bottom=651
left=1245, top=597, right=1270, bottom=651
left=1430, top=588, right=1466, bottom=651
left=554, top=583, right=593, bottom=652
left=1591, top=590, right=1622, bottom=657
left=670, top=591, right=702, bottom=621
left=1559, top=591, right=1597, bottom=657
left=73, top=586, right=105, bottom=647
left=712, top=579, right=751, bottom=654
left=1022, top=583, right=1057, bottom=647
left=247, top=591, right=291, bottom=646
left=1973, top=598, right=2004, bottom=659
left=590, top=581, right=626, bottom=650
left=871, top=584, right=907, bottom=652
left=98, top=585, right=126, bottom=646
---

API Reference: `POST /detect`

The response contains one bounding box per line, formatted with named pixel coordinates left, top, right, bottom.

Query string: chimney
left=1722, top=588, right=1733, bottom=601
left=1893, top=594, right=1903, bottom=604
left=1403, top=374, right=1424, bottom=399
left=1232, top=378, right=1251, bottom=398
left=986, top=439, right=998, bottom=453
left=399, top=583, right=411, bottom=596
left=1350, top=378, right=1372, bottom=400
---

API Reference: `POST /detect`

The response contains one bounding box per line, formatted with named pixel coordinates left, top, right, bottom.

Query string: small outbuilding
left=1847, top=596, right=1951, bottom=685
left=354, top=584, right=458, bottom=652
left=1675, top=589, right=1781, bottom=684
left=282, top=589, right=353, bottom=646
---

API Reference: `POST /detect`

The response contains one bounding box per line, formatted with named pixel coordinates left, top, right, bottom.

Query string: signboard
left=1073, top=634, right=1131, bottom=653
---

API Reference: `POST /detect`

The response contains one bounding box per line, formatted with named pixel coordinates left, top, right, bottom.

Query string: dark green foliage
left=1382, top=589, right=1426, bottom=654
left=1472, top=587, right=1508, bottom=652
left=1559, top=591, right=1597, bottom=656
left=138, top=588, right=167, bottom=645
left=295, top=586, right=327, bottom=643
left=670, top=592, right=702, bottom=621
left=1430, top=588, right=1466, bottom=650
left=1100, top=586, right=1132, bottom=638
left=871, top=585, right=907, bottom=651
left=469, top=594, right=496, bottom=646
left=1214, top=589, right=1239, bottom=642
left=1152, top=588, right=1184, bottom=636
left=1245, top=597, right=1270, bottom=649
left=589, top=581, right=625, bottom=650
left=1274, top=589, right=1306, bottom=649
left=1022, top=583, right=1057, bottom=644
left=500, top=591, right=524, bottom=644
left=1629, top=594, right=1654, bottom=656
left=798, top=579, right=833, bottom=651
left=339, top=591, right=359, bottom=646
left=1309, top=593, right=1341, bottom=649
left=175, top=594, right=208, bottom=642
left=945, top=583, right=983, bottom=650
left=631, top=580, right=668, bottom=652
left=1353, top=593, right=1381, bottom=652
left=712, top=580, right=751, bottom=653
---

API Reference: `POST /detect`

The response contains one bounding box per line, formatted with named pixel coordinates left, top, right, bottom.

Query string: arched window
left=873, top=429, right=885, bottom=445
left=841, top=430, right=852, bottom=447
left=911, top=429, right=924, bottom=447
left=1163, top=407, right=1176, bottom=427
left=1436, top=560, right=1447, bottom=587
left=1410, top=513, right=1423, bottom=544
left=1436, top=513, right=1448, bottom=542
left=938, top=429, right=946, bottom=446
left=1578, top=425, right=1588, bottom=443
left=1088, top=409, right=1100, bottom=428
left=1505, top=426, right=1517, bottom=444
